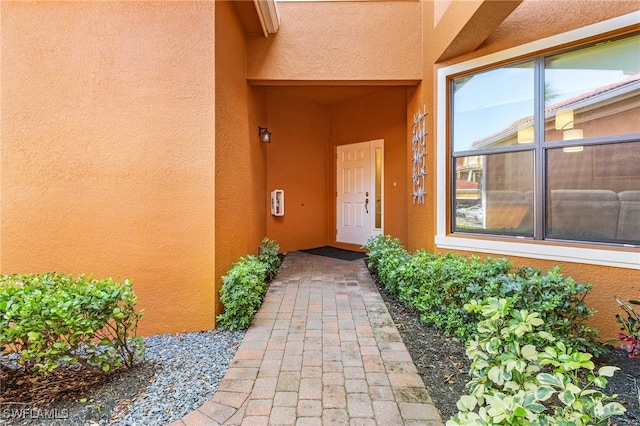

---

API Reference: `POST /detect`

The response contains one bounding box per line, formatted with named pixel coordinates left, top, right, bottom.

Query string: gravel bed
left=111, top=330, right=245, bottom=425
left=2, top=329, right=245, bottom=426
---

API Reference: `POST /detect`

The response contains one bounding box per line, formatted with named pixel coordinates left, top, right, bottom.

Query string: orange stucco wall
left=407, top=2, right=437, bottom=254
left=265, top=89, right=328, bottom=253
left=246, top=1, right=422, bottom=84
left=472, top=0, right=640, bottom=62
left=1, top=1, right=216, bottom=335
left=214, top=1, right=269, bottom=318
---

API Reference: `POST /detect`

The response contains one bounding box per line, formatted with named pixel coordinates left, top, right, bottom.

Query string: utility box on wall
left=271, top=189, right=284, bottom=216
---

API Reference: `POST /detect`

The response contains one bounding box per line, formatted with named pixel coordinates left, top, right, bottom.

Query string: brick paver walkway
left=168, top=251, right=443, bottom=425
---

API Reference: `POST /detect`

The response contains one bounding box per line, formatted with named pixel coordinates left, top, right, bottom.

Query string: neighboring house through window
left=436, top=13, right=640, bottom=270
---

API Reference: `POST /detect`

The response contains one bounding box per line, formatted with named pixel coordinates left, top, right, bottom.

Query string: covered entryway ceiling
left=233, top=0, right=522, bottom=105
left=233, top=0, right=404, bottom=105
left=233, top=0, right=524, bottom=105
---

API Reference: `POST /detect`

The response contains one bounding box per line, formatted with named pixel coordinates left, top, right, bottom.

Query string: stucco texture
left=214, top=1, right=268, bottom=318
left=247, top=1, right=422, bottom=84
left=1, top=1, right=216, bottom=335
left=438, top=0, right=640, bottom=65
left=265, top=89, right=328, bottom=253
left=407, top=1, right=437, bottom=254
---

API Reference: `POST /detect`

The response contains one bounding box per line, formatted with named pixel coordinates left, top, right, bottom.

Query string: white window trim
left=436, top=11, right=640, bottom=270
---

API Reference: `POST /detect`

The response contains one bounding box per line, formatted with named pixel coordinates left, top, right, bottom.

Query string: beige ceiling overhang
left=434, top=0, right=523, bottom=62
left=245, top=1, right=422, bottom=85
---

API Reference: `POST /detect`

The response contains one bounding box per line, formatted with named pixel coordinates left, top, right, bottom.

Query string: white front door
left=336, top=140, right=383, bottom=245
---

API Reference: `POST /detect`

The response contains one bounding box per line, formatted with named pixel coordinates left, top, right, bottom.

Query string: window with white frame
left=436, top=14, right=640, bottom=270
left=450, top=32, right=640, bottom=247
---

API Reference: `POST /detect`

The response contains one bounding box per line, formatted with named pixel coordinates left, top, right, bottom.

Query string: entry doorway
left=336, top=139, right=384, bottom=245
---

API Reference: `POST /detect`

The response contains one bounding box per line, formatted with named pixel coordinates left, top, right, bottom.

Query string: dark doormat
left=300, top=246, right=367, bottom=261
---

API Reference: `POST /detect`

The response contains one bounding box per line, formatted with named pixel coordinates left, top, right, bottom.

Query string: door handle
left=365, top=193, right=369, bottom=213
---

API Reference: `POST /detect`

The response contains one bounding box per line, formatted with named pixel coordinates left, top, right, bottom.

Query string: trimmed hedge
left=216, top=238, right=281, bottom=331
left=0, top=273, right=144, bottom=375
left=363, top=235, right=602, bottom=355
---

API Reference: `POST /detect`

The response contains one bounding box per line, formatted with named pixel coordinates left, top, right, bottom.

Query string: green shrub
left=448, top=298, right=625, bottom=426
left=484, top=266, right=599, bottom=354
left=217, top=238, right=281, bottom=331
left=0, top=273, right=144, bottom=375
left=363, top=234, right=397, bottom=271
left=259, top=237, right=282, bottom=282
left=395, top=249, right=438, bottom=307
left=363, top=234, right=602, bottom=355
left=363, top=235, right=409, bottom=295
left=409, top=252, right=512, bottom=339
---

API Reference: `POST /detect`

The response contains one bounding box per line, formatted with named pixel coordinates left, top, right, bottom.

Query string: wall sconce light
left=258, top=126, right=271, bottom=144
left=517, top=125, right=534, bottom=144
left=555, top=109, right=574, bottom=130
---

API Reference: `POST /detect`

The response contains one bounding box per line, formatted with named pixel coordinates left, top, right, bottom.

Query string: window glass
left=454, top=151, right=534, bottom=236
left=452, top=61, right=535, bottom=152
left=545, top=34, right=640, bottom=142
left=546, top=141, right=640, bottom=244
left=450, top=32, right=640, bottom=246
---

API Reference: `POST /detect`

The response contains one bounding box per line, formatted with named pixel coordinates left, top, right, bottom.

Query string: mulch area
left=371, top=267, right=640, bottom=425
left=0, top=362, right=155, bottom=425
